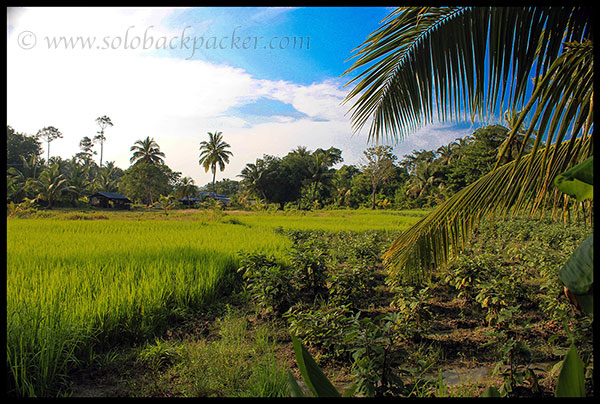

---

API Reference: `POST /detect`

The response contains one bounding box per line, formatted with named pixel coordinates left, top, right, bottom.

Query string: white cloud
left=7, top=7, right=474, bottom=188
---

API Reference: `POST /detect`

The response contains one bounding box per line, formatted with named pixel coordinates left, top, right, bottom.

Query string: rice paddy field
left=6, top=208, right=427, bottom=397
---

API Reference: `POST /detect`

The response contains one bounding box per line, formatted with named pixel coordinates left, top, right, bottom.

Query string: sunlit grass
left=6, top=216, right=290, bottom=396
left=226, top=208, right=429, bottom=232
left=6, top=208, right=427, bottom=396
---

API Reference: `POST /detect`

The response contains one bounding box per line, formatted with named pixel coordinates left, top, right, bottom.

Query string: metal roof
left=92, top=192, right=131, bottom=201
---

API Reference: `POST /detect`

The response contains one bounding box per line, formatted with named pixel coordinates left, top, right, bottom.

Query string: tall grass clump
left=6, top=217, right=290, bottom=396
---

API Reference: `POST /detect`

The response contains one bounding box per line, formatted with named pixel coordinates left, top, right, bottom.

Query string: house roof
left=92, top=192, right=132, bottom=201
left=198, top=192, right=230, bottom=200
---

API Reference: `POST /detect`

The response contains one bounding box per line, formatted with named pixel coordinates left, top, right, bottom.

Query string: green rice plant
left=228, top=209, right=426, bottom=232
left=6, top=217, right=291, bottom=396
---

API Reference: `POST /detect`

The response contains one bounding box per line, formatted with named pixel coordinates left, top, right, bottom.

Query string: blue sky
left=158, top=7, right=393, bottom=84
left=7, top=7, right=484, bottom=187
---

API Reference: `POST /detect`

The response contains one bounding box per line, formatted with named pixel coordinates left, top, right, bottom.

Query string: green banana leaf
left=555, top=344, right=586, bottom=397
left=286, top=371, right=306, bottom=397
left=554, top=156, right=594, bottom=201
left=290, top=334, right=341, bottom=397
left=558, top=234, right=594, bottom=314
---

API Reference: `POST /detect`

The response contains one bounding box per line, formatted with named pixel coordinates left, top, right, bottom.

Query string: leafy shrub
left=343, top=312, right=408, bottom=397
left=327, top=259, right=376, bottom=309
left=7, top=198, right=38, bottom=218
left=284, top=303, right=356, bottom=360
left=237, top=252, right=298, bottom=315
left=289, top=238, right=329, bottom=301
left=390, top=285, right=433, bottom=340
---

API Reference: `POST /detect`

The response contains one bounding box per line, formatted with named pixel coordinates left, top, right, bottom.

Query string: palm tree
left=26, top=164, right=73, bottom=209
left=67, top=163, right=92, bottom=205
left=306, top=150, right=335, bottom=205
left=175, top=177, right=198, bottom=199
left=93, top=170, right=119, bottom=193
left=343, top=6, right=593, bottom=284
left=406, top=161, right=437, bottom=199
left=401, top=149, right=436, bottom=174
left=238, top=160, right=269, bottom=201
left=496, top=109, right=536, bottom=165
left=435, top=144, right=457, bottom=165
left=452, top=136, right=473, bottom=160
left=130, top=136, right=166, bottom=165
left=198, top=131, right=233, bottom=192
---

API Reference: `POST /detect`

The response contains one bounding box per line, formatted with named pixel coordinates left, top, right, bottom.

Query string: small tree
left=118, top=161, right=171, bottom=205
left=75, top=136, right=97, bottom=165
left=157, top=194, right=179, bottom=216
left=361, top=145, right=398, bottom=209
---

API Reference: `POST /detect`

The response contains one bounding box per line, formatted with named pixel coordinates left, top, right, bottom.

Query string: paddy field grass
left=6, top=208, right=427, bottom=396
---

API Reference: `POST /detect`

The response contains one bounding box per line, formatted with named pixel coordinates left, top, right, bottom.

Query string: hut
left=199, top=192, right=231, bottom=205
left=90, top=192, right=132, bottom=210
left=177, top=196, right=201, bottom=206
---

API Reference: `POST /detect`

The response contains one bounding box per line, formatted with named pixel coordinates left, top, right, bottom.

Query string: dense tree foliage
left=7, top=119, right=528, bottom=211
left=7, top=126, right=42, bottom=169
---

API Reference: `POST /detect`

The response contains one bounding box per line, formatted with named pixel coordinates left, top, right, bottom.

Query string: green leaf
left=342, top=383, right=358, bottom=397
left=290, top=334, right=341, bottom=397
left=554, top=156, right=594, bottom=201
left=558, top=234, right=593, bottom=313
left=286, top=371, right=305, bottom=397
left=481, top=386, right=502, bottom=397
left=555, top=344, right=586, bottom=397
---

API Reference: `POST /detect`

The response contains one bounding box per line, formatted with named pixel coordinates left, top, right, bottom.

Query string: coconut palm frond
left=496, top=39, right=594, bottom=176
left=383, top=134, right=593, bottom=287
left=342, top=6, right=593, bottom=145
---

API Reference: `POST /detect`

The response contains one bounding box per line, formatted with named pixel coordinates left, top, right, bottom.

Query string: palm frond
left=383, top=134, right=593, bottom=287
left=342, top=6, right=593, bottom=145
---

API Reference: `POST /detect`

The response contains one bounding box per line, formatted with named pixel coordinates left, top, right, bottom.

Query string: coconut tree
left=436, top=143, right=457, bottom=165
left=26, top=164, right=73, bottom=209
left=66, top=163, right=92, bottom=205
left=496, top=109, right=536, bottom=165
left=130, top=136, right=166, bottom=165
left=343, top=6, right=594, bottom=284
left=305, top=150, right=335, bottom=206
left=238, top=160, right=269, bottom=202
left=175, top=177, right=198, bottom=199
left=198, top=131, right=233, bottom=192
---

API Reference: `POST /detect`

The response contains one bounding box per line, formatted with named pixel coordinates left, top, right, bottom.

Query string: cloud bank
left=7, top=7, right=475, bottom=187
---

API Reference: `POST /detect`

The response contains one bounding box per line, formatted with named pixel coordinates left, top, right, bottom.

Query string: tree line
left=7, top=111, right=533, bottom=211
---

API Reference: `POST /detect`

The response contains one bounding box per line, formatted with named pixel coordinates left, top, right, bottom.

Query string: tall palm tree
left=343, top=6, right=593, bottom=284
left=130, top=136, right=166, bottom=165
left=198, top=131, right=233, bottom=192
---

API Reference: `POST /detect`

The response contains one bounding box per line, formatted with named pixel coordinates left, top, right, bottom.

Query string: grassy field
left=6, top=208, right=427, bottom=397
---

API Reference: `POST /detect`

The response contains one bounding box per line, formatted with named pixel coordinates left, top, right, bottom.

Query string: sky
left=7, top=6, right=483, bottom=187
